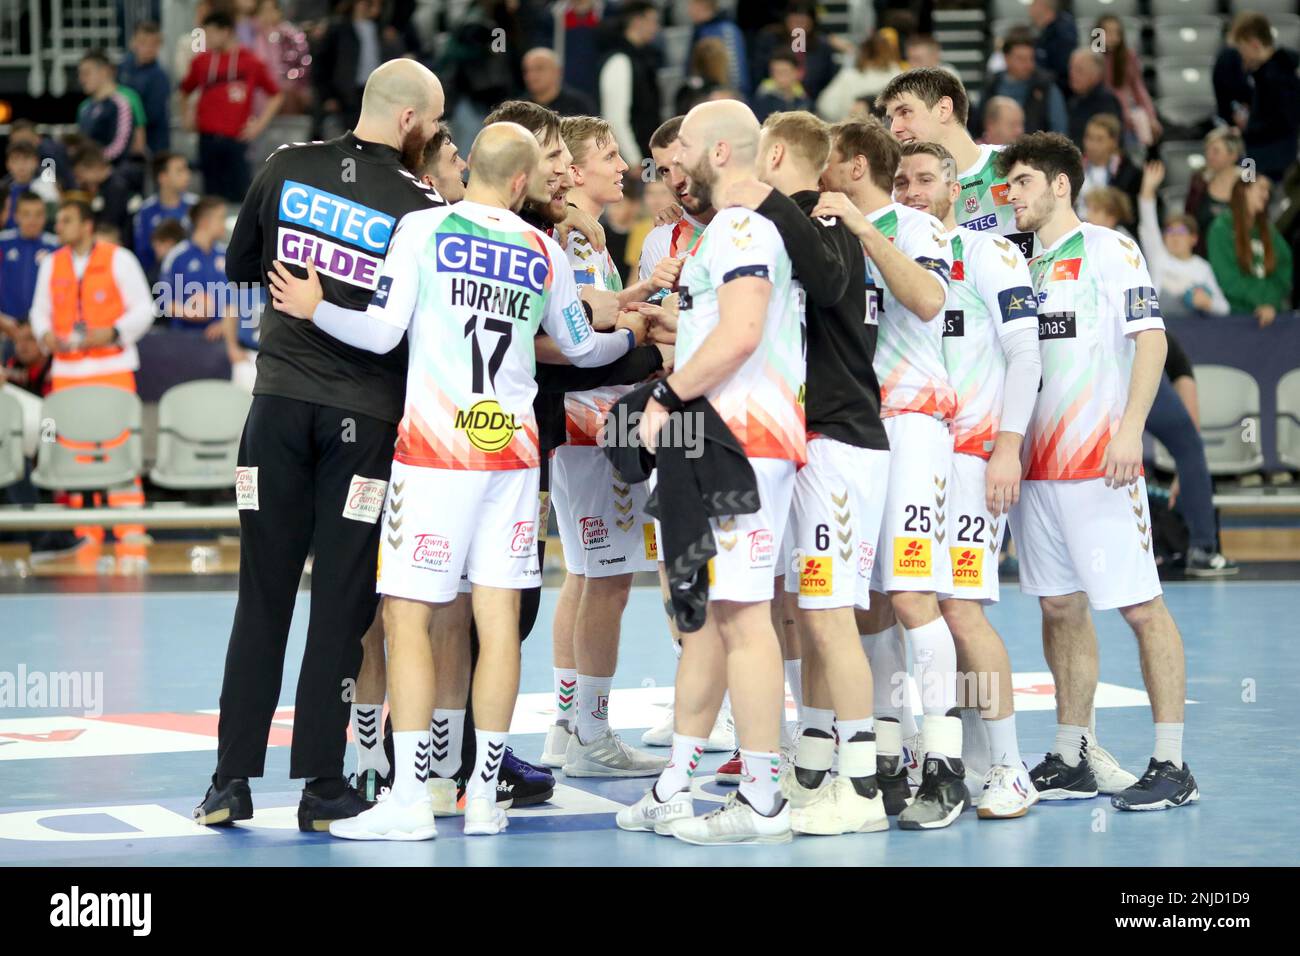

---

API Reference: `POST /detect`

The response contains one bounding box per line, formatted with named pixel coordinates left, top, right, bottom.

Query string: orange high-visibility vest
left=49, top=242, right=126, bottom=363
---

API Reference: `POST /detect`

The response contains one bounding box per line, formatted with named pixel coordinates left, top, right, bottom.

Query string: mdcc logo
left=455, top=399, right=517, bottom=452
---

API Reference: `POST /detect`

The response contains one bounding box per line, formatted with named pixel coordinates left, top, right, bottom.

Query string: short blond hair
left=1084, top=185, right=1132, bottom=224
left=761, top=110, right=831, bottom=175
left=561, top=115, right=615, bottom=167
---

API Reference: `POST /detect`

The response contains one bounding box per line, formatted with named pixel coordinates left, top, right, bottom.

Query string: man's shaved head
left=468, top=122, right=543, bottom=207
left=357, top=59, right=446, bottom=172
left=675, top=99, right=760, bottom=209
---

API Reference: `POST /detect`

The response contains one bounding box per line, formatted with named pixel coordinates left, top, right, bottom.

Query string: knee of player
left=890, top=590, right=940, bottom=628
left=940, top=597, right=983, bottom=640
left=1039, top=592, right=1090, bottom=627
left=584, top=573, right=634, bottom=608
left=854, top=599, right=896, bottom=635
left=1118, top=595, right=1171, bottom=634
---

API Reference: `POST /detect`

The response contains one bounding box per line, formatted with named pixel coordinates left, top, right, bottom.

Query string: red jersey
left=181, top=47, right=279, bottom=138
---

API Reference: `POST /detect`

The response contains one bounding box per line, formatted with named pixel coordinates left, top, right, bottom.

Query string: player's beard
left=1017, top=190, right=1056, bottom=234
left=928, top=191, right=953, bottom=223
left=399, top=124, right=433, bottom=175
left=684, top=155, right=715, bottom=210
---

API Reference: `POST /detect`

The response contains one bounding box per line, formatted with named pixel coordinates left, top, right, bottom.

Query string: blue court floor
left=1, top=579, right=1297, bottom=866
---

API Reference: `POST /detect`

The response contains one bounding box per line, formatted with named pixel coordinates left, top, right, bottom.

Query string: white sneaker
left=428, top=776, right=464, bottom=817
left=541, top=722, right=573, bottom=768
left=463, top=795, right=509, bottom=835
left=562, top=728, right=668, bottom=777
left=641, top=704, right=674, bottom=747
left=903, top=732, right=923, bottom=787
left=706, top=706, right=736, bottom=752
left=778, top=762, right=827, bottom=809
left=669, top=792, right=792, bottom=846
left=792, top=776, right=888, bottom=835
left=329, top=791, right=437, bottom=841
left=615, top=786, right=694, bottom=834
left=977, top=764, right=1039, bottom=819
left=1089, top=740, right=1139, bottom=794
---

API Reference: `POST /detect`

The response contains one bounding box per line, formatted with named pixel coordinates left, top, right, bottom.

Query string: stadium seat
left=150, top=381, right=252, bottom=491
left=991, top=0, right=1033, bottom=20
left=1150, top=0, right=1220, bottom=15
left=0, top=391, right=23, bottom=490
left=1271, top=13, right=1300, bottom=51
left=1229, top=0, right=1295, bottom=17
left=1174, top=365, right=1266, bottom=476
left=1075, top=16, right=1146, bottom=53
left=1277, top=368, right=1300, bottom=472
left=1074, top=0, right=1140, bottom=18
left=1158, top=141, right=1207, bottom=191
left=1155, top=57, right=1216, bottom=99
left=30, top=386, right=143, bottom=492
left=1156, top=97, right=1217, bottom=129
left=1152, top=17, right=1226, bottom=58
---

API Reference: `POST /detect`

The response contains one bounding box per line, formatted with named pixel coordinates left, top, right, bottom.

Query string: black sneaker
left=498, top=747, right=555, bottom=807
left=354, top=768, right=391, bottom=804
left=898, top=756, right=970, bottom=830
left=193, top=774, right=253, bottom=827
left=1185, top=547, right=1239, bottom=577
left=297, top=782, right=369, bottom=832
left=1029, top=752, right=1098, bottom=800
left=1111, top=759, right=1199, bottom=811
left=876, top=754, right=913, bottom=816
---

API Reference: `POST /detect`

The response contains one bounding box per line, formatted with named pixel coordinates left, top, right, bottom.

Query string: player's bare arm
left=1104, top=328, right=1168, bottom=489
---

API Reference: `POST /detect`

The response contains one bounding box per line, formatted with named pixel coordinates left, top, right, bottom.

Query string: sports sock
left=864, top=626, right=907, bottom=725
left=795, top=707, right=835, bottom=788
left=836, top=717, right=878, bottom=796
left=553, top=667, right=577, bottom=730
left=576, top=674, right=612, bottom=743
left=801, top=706, right=834, bottom=737
left=876, top=716, right=902, bottom=762
left=738, top=749, right=783, bottom=816
left=391, top=730, right=431, bottom=804
left=466, top=729, right=508, bottom=805
left=784, top=659, right=803, bottom=724
left=654, top=734, right=707, bottom=801
left=906, top=617, right=958, bottom=716
left=1153, top=722, right=1184, bottom=766
left=1055, top=724, right=1089, bottom=767
left=351, top=703, right=388, bottom=777
left=986, top=713, right=1022, bottom=767
left=429, top=708, right=465, bottom=779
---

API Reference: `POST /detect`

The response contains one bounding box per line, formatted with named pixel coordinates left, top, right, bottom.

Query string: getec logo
left=892, top=537, right=931, bottom=577
left=50, top=886, right=151, bottom=936
left=435, top=232, right=548, bottom=293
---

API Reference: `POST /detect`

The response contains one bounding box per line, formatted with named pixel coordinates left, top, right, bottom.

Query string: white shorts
left=870, top=413, right=954, bottom=594
left=377, top=461, right=542, bottom=603
left=706, top=457, right=796, bottom=604
left=939, top=453, right=1003, bottom=604
left=783, top=438, right=890, bottom=610
left=552, top=444, right=658, bottom=577
left=1009, top=476, right=1162, bottom=611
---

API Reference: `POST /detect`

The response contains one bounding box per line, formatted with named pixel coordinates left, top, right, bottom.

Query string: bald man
left=522, top=48, right=597, bottom=117
left=268, top=120, right=640, bottom=839
left=615, top=101, right=807, bottom=845
left=195, top=59, right=449, bottom=833
left=982, top=96, right=1025, bottom=146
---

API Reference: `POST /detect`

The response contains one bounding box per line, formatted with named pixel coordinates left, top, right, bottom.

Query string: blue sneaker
left=1111, top=759, right=1199, bottom=811
left=498, top=747, right=555, bottom=807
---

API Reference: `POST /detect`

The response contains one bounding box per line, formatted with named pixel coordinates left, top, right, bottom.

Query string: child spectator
left=752, top=50, right=814, bottom=123
left=118, top=21, right=172, bottom=154
left=158, top=196, right=231, bottom=341
left=1137, top=161, right=1229, bottom=317
left=1209, top=177, right=1293, bottom=326
left=71, top=146, right=134, bottom=242
left=1081, top=185, right=1135, bottom=240
left=147, top=218, right=187, bottom=289
left=0, top=193, right=60, bottom=332
left=133, top=152, right=197, bottom=275
left=2, top=142, right=58, bottom=229
left=7, top=120, right=75, bottom=191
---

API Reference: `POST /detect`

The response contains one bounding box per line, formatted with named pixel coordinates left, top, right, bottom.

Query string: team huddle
left=210, top=63, right=1198, bottom=846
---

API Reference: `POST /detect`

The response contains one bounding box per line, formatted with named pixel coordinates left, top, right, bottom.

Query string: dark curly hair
left=994, top=131, right=1083, bottom=204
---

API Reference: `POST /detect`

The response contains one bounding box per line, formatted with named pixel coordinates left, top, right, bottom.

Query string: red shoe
left=714, top=749, right=742, bottom=785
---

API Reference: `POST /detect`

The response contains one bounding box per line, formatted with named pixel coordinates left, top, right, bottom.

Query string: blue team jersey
left=134, top=193, right=197, bottom=273
left=158, top=239, right=229, bottom=332
left=0, top=229, right=59, bottom=321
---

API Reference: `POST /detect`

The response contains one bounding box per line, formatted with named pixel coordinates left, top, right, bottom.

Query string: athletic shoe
left=562, top=728, right=668, bottom=777
left=977, top=764, right=1038, bottom=819
left=541, top=722, right=574, bottom=768
left=498, top=748, right=554, bottom=807
left=1185, top=547, right=1239, bottom=577
left=641, top=704, right=675, bottom=747
left=298, top=782, right=370, bottom=833
left=1111, top=759, right=1199, bottom=811
left=355, top=768, right=390, bottom=804
left=903, top=733, right=923, bottom=787
left=707, top=706, right=736, bottom=752
left=429, top=776, right=466, bottom=817
left=1028, top=752, right=1099, bottom=800
left=778, top=762, right=827, bottom=809
left=792, top=776, right=888, bottom=835
left=328, top=792, right=437, bottom=841
left=1089, top=741, right=1138, bottom=794
left=193, top=774, right=252, bottom=827
left=463, top=794, right=509, bottom=835
left=669, top=792, right=792, bottom=846
left=876, top=754, right=913, bottom=816
left=898, top=757, right=971, bottom=830
left=715, top=749, right=743, bottom=785
left=615, top=787, right=694, bottom=833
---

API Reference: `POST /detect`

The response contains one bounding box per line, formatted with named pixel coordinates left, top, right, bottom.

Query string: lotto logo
left=799, top=557, right=833, bottom=596
left=950, top=546, right=984, bottom=587
left=643, top=523, right=658, bottom=561
left=893, top=537, right=932, bottom=577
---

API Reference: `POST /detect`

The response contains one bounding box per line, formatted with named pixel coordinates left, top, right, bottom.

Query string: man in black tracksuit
left=195, top=60, right=448, bottom=832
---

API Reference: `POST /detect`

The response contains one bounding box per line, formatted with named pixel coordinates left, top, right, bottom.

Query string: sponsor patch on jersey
left=435, top=232, right=549, bottom=293
left=799, top=556, right=833, bottom=596
left=950, top=259, right=965, bottom=281
left=1038, top=312, right=1077, bottom=340
left=455, top=399, right=518, bottom=452
left=277, top=228, right=382, bottom=289
left=1008, top=232, right=1035, bottom=259
left=342, top=475, right=388, bottom=524
left=964, top=195, right=980, bottom=214
left=373, top=274, right=392, bottom=304
left=942, top=309, right=965, bottom=337
left=277, top=181, right=395, bottom=252
left=235, top=466, right=258, bottom=510
left=858, top=540, right=876, bottom=578
left=643, top=523, right=658, bottom=561
left=510, top=520, right=537, bottom=556
left=1124, top=285, right=1162, bottom=322
left=574, top=267, right=596, bottom=286
left=950, top=546, right=984, bottom=588
left=892, top=537, right=931, bottom=577
left=412, top=533, right=453, bottom=571
left=997, top=286, right=1037, bottom=323
left=1050, top=257, right=1081, bottom=281
left=964, top=212, right=998, bottom=232
left=914, top=257, right=950, bottom=281
left=581, top=515, right=610, bottom=550
left=562, top=300, right=591, bottom=344
left=748, top=529, right=774, bottom=568
left=990, top=183, right=1011, bottom=206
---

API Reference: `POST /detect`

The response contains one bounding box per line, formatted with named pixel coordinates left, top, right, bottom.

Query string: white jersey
left=563, top=228, right=626, bottom=445
left=956, top=143, right=1040, bottom=261
left=941, top=226, right=1038, bottom=459
left=637, top=212, right=707, bottom=281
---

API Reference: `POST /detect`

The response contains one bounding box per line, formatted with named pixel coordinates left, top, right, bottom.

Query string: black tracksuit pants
left=217, top=394, right=396, bottom=781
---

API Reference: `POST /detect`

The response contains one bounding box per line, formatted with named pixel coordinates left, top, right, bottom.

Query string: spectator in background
left=1095, top=15, right=1160, bottom=148
left=1228, top=12, right=1300, bottom=184
left=752, top=49, right=814, bottom=123
left=133, top=152, right=197, bottom=276
left=551, top=0, right=603, bottom=102
left=158, top=196, right=231, bottom=342
left=248, top=0, right=313, bottom=115
left=0, top=193, right=59, bottom=331
left=441, top=0, right=527, bottom=149
left=77, top=50, right=142, bottom=171
left=599, top=0, right=662, bottom=168
left=118, top=21, right=171, bottom=155
left=71, top=146, right=134, bottom=242
left=688, top=0, right=749, bottom=97
left=1212, top=43, right=1252, bottom=131
left=752, top=2, right=837, bottom=104
left=7, top=121, right=74, bottom=192
left=1067, top=50, right=1123, bottom=146
left=980, top=95, right=1025, bottom=146
left=1076, top=113, right=1140, bottom=230
left=314, top=0, right=403, bottom=137
left=816, top=31, right=904, bottom=122
left=1137, top=160, right=1229, bottom=317
left=1209, top=176, right=1293, bottom=326
left=1186, top=127, right=1246, bottom=255
left=977, top=32, right=1067, bottom=136
left=147, top=218, right=187, bottom=288
left=2, top=142, right=59, bottom=229
left=180, top=10, right=283, bottom=203
left=1028, top=0, right=1075, bottom=95
left=1081, top=185, right=1135, bottom=239
left=675, top=37, right=731, bottom=116
left=522, top=47, right=596, bottom=117
left=904, top=34, right=959, bottom=78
